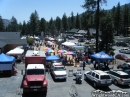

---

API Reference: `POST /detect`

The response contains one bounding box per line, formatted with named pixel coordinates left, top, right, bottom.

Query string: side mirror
left=64, top=68, right=66, bottom=70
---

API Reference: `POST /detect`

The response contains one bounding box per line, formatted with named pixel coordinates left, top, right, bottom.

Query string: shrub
left=27, top=38, right=34, bottom=45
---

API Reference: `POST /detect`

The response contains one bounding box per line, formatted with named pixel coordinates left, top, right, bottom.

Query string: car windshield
left=27, top=69, right=44, bottom=75
left=124, top=71, right=130, bottom=75
left=100, top=75, right=111, bottom=79
left=54, top=67, right=65, bottom=71
left=122, top=63, right=130, bottom=67
left=122, top=55, right=128, bottom=58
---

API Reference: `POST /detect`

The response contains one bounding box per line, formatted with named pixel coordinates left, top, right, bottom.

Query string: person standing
left=83, top=60, right=86, bottom=70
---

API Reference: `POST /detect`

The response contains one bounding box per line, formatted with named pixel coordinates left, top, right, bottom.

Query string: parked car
left=67, top=36, right=75, bottom=40
left=116, top=42, right=129, bottom=47
left=78, top=38, right=84, bottom=42
left=124, top=69, right=130, bottom=76
left=125, top=49, right=130, bottom=54
left=50, top=63, right=67, bottom=80
left=84, top=70, right=112, bottom=88
left=105, top=70, right=130, bottom=86
left=119, top=48, right=129, bottom=53
left=115, top=54, right=130, bottom=62
left=117, top=63, right=130, bottom=70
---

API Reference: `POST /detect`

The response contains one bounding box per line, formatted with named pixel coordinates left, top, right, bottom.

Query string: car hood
left=124, top=58, right=130, bottom=60
left=26, top=75, right=45, bottom=81
left=54, top=71, right=67, bottom=75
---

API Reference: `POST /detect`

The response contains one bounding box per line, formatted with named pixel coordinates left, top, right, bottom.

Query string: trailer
left=25, top=50, right=46, bottom=68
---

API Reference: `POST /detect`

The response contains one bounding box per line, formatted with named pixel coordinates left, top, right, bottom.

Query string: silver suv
left=105, top=70, right=130, bottom=86
left=84, top=70, right=112, bottom=88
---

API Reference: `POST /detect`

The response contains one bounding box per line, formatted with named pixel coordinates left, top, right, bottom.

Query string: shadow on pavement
left=84, top=78, right=112, bottom=91
left=114, top=84, right=130, bottom=89
left=22, top=92, right=47, bottom=97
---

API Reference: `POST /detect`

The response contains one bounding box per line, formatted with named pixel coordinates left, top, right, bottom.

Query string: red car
left=115, top=54, right=130, bottom=62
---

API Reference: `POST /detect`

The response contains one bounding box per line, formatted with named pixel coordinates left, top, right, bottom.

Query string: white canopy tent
left=62, top=42, right=76, bottom=46
left=6, top=48, right=24, bottom=55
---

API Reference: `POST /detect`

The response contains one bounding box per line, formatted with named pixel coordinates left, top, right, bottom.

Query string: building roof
left=0, top=41, right=7, bottom=48
left=0, top=32, right=21, bottom=39
left=0, top=39, right=27, bottom=44
left=76, top=30, right=87, bottom=34
left=0, top=36, right=7, bottom=39
left=68, top=29, right=79, bottom=33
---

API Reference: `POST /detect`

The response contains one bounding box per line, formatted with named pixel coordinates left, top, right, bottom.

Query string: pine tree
left=115, top=2, right=121, bottom=35
left=22, top=21, right=27, bottom=35
left=82, top=0, right=107, bottom=52
left=99, top=13, right=114, bottom=54
left=62, top=13, right=69, bottom=31
left=0, top=16, right=4, bottom=31
left=75, top=13, right=81, bottom=29
left=55, top=16, right=62, bottom=33
left=10, top=16, right=18, bottom=31
left=70, top=12, right=75, bottom=29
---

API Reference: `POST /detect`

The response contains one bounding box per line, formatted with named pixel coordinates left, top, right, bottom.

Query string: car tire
left=114, top=80, right=118, bottom=85
left=93, top=82, right=97, bottom=88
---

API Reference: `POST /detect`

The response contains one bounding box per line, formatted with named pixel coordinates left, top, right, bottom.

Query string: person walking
left=83, top=59, right=86, bottom=70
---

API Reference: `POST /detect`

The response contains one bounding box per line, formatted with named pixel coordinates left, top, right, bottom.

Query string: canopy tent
left=0, top=63, right=14, bottom=70
left=58, top=50, right=67, bottom=53
left=6, top=48, right=24, bottom=55
left=64, top=51, right=75, bottom=55
left=91, top=51, right=114, bottom=61
left=72, top=46, right=85, bottom=50
left=46, top=55, right=60, bottom=61
left=62, top=42, right=75, bottom=46
left=0, top=53, right=15, bottom=63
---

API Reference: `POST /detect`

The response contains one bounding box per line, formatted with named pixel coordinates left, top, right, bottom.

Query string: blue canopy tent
left=46, top=55, right=60, bottom=61
left=72, top=46, right=85, bottom=50
left=0, top=53, right=15, bottom=71
left=0, top=53, right=15, bottom=63
left=91, top=51, right=114, bottom=61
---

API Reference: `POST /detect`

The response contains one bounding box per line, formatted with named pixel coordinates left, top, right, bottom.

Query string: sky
left=0, top=0, right=130, bottom=23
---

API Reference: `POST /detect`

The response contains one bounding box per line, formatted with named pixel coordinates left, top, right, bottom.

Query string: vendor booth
left=0, top=53, right=15, bottom=76
left=46, top=55, right=60, bottom=68
left=91, top=51, right=114, bottom=61
left=90, top=51, right=114, bottom=70
left=62, top=42, right=75, bottom=46
left=46, top=55, right=60, bottom=61
left=6, top=48, right=24, bottom=55
left=6, top=48, right=24, bottom=62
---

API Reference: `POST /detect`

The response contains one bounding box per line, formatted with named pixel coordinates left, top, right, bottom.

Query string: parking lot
left=0, top=61, right=130, bottom=97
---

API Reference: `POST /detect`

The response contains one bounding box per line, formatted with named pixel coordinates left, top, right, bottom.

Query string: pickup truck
left=50, top=63, right=67, bottom=81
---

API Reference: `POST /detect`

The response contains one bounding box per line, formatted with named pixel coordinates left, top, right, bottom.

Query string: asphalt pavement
left=0, top=62, right=130, bottom=97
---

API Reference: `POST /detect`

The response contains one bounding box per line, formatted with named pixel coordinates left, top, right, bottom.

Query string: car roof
left=93, top=70, right=109, bottom=75
left=27, top=64, right=44, bottom=69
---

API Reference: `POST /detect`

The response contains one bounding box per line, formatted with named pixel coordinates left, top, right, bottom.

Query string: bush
left=27, top=38, right=34, bottom=45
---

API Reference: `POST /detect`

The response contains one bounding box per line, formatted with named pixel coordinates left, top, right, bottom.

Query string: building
left=66, top=29, right=79, bottom=36
left=0, top=32, right=27, bottom=54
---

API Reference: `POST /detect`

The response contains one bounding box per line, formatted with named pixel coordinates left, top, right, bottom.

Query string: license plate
left=34, top=89, right=37, bottom=91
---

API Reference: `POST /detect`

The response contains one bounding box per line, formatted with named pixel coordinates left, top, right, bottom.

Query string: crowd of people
left=26, top=38, right=112, bottom=71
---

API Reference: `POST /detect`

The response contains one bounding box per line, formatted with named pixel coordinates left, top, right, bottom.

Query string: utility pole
left=96, top=0, right=99, bottom=53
